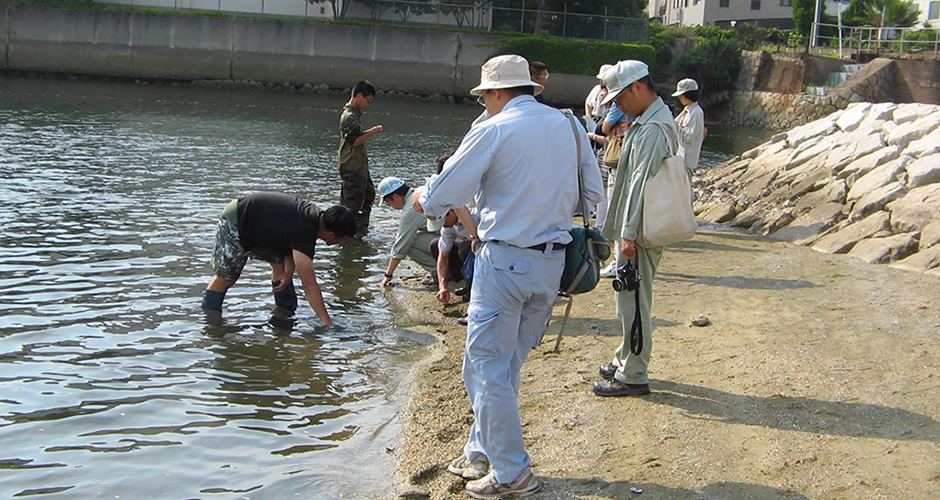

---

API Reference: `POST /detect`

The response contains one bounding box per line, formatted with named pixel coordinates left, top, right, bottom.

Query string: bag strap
left=562, top=110, right=590, bottom=229
left=648, top=120, right=678, bottom=156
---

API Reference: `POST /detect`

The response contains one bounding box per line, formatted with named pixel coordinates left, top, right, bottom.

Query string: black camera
left=611, top=261, right=642, bottom=292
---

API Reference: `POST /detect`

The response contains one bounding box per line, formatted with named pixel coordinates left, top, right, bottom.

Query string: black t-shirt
left=236, top=192, right=320, bottom=260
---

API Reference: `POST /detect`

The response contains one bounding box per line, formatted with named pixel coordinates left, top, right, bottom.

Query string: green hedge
left=488, top=36, right=656, bottom=76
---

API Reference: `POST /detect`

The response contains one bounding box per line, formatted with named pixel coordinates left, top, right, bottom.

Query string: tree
left=842, top=0, right=920, bottom=27
left=792, top=0, right=822, bottom=36
left=391, top=0, right=436, bottom=23
left=676, top=37, right=743, bottom=105
left=440, top=1, right=493, bottom=29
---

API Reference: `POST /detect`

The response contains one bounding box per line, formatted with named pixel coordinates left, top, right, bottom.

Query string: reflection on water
left=0, top=76, right=476, bottom=498
left=0, top=76, right=762, bottom=498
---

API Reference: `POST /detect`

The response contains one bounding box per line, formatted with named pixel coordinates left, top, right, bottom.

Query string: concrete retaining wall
left=894, top=59, right=940, bottom=104
left=719, top=58, right=904, bottom=130
left=0, top=5, right=597, bottom=105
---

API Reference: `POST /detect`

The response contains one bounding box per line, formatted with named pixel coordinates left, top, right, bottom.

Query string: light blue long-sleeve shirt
left=418, top=95, right=603, bottom=248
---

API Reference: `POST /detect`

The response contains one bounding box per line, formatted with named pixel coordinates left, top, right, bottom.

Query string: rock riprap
left=694, top=102, right=940, bottom=275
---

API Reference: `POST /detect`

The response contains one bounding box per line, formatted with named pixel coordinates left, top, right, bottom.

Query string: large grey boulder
left=697, top=201, right=737, bottom=223
left=890, top=245, right=940, bottom=273
left=849, top=182, right=906, bottom=220
left=886, top=183, right=940, bottom=233
left=903, top=127, right=940, bottom=158
left=846, top=155, right=912, bottom=201
left=795, top=179, right=847, bottom=213
left=826, top=130, right=886, bottom=174
left=856, top=102, right=895, bottom=131
left=920, top=221, right=940, bottom=250
left=771, top=202, right=844, bottom=244
left=892, top=102, right=934, bottom=124
left=886, top=111, right=940, bottom=150
left=835, top=102, right=872, bottom=132
left=837, top=145, right=900, bottom=181
left=786, top=116, right=837, bottom=149
left=812, top=211, right=892, bottom=254
left=905, top=153, right=940, bottom=188
left=848, top=232, right=920, bottom=264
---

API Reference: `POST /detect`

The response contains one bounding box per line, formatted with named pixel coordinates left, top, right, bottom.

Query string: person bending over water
left=201, top=192, right=357, bottom=327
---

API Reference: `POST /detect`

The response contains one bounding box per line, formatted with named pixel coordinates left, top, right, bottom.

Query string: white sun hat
left=470, top=54, right=543, bottom=97
left=600, top=60, right=650, bottom=106
left=672, top=78, right=700, bottom=96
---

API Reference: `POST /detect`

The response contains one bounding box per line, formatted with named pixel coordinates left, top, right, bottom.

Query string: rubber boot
left=202, top=289, right=226, bottom=311
left=273, top=280, right=298, bottom=312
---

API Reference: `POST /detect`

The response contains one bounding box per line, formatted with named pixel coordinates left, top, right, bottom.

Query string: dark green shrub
left=675, top=37, right=743, bottom=104
left=489, top=35, right=656, bottom=75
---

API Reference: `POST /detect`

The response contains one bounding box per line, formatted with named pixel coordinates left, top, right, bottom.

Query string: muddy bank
left=390, top=228, right=939, bottom=500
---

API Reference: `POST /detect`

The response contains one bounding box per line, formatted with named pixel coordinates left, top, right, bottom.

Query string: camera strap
left=629, top=259, right=643, bottom=356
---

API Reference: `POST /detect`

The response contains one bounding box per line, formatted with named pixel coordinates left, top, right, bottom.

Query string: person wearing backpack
left=593, top=60, right=679, bottom=398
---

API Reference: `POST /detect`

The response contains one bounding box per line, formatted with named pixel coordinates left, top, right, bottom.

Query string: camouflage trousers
left=210, top=200, right=282, bottom=282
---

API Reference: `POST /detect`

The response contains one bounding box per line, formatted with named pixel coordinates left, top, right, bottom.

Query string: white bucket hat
left=672, top=78, right=699, bottom=97
left=600, top=60, right=650, bottom=106
left=470, top=54, right=543, bottom=97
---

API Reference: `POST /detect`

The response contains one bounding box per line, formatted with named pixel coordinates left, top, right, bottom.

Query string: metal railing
left=812, top=21, right=940, bottom=56
left=89, top=0, right=647, bottom=43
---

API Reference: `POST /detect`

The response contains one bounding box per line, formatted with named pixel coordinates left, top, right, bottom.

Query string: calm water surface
left=0, top=76, right=769, bottom=499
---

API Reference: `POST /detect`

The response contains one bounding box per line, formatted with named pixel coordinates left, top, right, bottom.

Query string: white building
left=649, top=0, right=854, bottom=29
left=916, top=0, right=940, bottom=27
left=651, top=0, right=939, bottom=29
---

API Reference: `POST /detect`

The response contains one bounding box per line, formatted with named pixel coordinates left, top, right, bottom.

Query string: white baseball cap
left=595, top=64, right=614, bottom=81
left=672, top=78, right=700, bottom=96
left=470, top=55, right=543, bottom=97
left=600, top=60, right=650, bottom=106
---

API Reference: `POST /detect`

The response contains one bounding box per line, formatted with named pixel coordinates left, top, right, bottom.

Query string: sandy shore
left=389, top=227, right=940, bottom=500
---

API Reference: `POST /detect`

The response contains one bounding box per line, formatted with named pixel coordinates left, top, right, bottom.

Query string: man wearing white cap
left=672, top=78, right=706, bottom=172
left=593, top=60, right=679, bottom=398
left=415, top=54, right=602, bottom=498
left=584, top=63, right=612, bottom=122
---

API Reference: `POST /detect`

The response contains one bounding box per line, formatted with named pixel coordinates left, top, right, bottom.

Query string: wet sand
left=389, top=228, right=940, bottom=500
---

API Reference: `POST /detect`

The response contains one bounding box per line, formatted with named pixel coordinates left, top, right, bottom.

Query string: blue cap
left=378, top=176, right=406, bottom=198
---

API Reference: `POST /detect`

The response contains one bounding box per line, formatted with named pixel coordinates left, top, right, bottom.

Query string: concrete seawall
left=0, top=5, right=597, bottom=104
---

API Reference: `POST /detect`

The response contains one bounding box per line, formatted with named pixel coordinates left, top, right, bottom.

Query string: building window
left=720, top=0, right=730, bottom=7
left=929, top=1, right=939, bottom=19
left=779, top=0, right=792, bottom=5
left=685, top=0, right=690, bottom=6
left=751, top=0, right=761, bottom=9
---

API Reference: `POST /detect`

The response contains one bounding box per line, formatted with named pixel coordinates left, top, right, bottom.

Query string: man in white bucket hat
left=414, top=54, right=602, bottom=498
left=594, top=60, right=679, bottom=399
